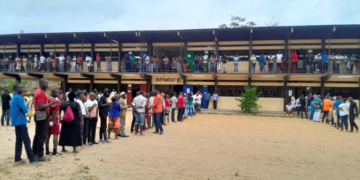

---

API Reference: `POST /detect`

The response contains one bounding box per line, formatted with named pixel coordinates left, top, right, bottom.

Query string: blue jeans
left=234, top=61, right=238, bottom=72
left=252, top=62, right=256, bottom=71
left=187, top=105, right=193, bottom=117
left=59, top=62, right=64, bottom=72
left=144, top=63, right=149, bottom=72
left=196, top=104, right=201, bottom=109
left=194, top=63, right=199, bottom=72
left=177, top=107, right=184, bottom=121
left=210, top=62, right=214, bottom=72
left=154, top=63, right=159, bottom=72
left=171, top=108, right=176, bottom=122
left=154, top=113, right=163, bottom=132
left=1, top=108, right=10, bottom=126
left=15, top=125, right=35, bottom=162
left=259, top=62, right=264, bottom=72
left=135, top=113, right=145, bottom=125
left=165, top=62, right=169, bottom=72
left=341, top=115, right=349, bottom=131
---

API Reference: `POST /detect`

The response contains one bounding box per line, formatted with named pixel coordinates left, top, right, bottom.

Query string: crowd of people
left=285, top=94, right=359, bottom=132
left=1, top=78, right=221, bottom=166
left=2, top=51, right=359, bottom=74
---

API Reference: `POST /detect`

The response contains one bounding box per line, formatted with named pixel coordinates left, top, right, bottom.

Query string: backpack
left=63, top=103, right=74, bottom=122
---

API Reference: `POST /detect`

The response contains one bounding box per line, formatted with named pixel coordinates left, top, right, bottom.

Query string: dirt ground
left=0, top=113, right=360, bottom=180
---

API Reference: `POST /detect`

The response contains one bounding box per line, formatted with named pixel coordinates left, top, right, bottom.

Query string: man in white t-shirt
left=110, top=89, right=116, bottom=98
left=84, top=92, right=99, bottom=145
left=194, top=92, right=202, bottom=113
left=295, top=97, right=301, bottom=116
left=276, top=51, right=283, bottom=73
left=169, top=93, right=178, bottom=123
left=145, top=55, right=150, bottom=72
left=76, top=91, right=87, bottom=147
left=85, top=55, right=93, bottom=72
left=58, top=55, right=65, bottom=72
left=338, top=99, right=350, bottom=131
left=286, top=103, right=293, bottom=116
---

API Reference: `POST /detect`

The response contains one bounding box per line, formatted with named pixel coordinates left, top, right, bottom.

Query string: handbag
left=35, top=110, right=47, bottom=121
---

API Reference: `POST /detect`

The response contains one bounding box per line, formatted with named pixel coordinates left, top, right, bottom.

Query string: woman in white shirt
left=338, top=99, right=349, bottom=131
left=72, top=55, right=77, bottom=72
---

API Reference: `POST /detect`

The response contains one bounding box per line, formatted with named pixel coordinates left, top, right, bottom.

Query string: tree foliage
left=264, top=17, right=282, bottom=27
left=236, top=85, right=262, bottom=113
left=219, top=16, right=257, bottom=28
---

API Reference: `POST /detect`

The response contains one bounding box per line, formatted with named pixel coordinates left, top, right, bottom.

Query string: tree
left=264, top=17, right=282, bottom=27
left=219, top=16, right=257, bottom=28
left=236, top=85, right=262, bottom=113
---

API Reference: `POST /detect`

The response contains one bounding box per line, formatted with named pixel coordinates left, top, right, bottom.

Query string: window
left=257, top=86, right=283, bottom=97
left=217, top=86, right=244, bottom=96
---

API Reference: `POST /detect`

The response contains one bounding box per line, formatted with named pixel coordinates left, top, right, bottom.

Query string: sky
left=0, top=0, right=359, bottom=34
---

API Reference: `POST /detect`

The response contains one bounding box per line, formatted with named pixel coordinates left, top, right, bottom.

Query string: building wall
left=208, top=97, right=284, bottom=112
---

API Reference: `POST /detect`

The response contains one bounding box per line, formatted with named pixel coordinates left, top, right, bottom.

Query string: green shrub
left=236, top=85, right=262, bottom=113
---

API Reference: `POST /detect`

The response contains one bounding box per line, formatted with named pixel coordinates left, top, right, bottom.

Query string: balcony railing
left=1, top=59, right=359, bottom=74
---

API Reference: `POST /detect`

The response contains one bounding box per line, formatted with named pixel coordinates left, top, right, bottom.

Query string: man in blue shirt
left=204, top=91, right=211, bottom=109
left=334, top=96, right=343, bottom=129
left=11, top=83, right=41, bottom=166
left=322, top=52, right=329, bottom=73
left=312, top=95, right=323, bottom=122
left=258, top=54, right=266, bottom=73
left=194, top=55, right=200, bottom=73
left=212, top=91, right=219, bottom=109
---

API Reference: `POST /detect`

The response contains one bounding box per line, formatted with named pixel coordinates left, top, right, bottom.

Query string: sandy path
left=0, top=113, right=360, bottom=180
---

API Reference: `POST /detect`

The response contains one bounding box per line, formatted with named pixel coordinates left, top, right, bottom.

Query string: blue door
left=202, top=86, right=208, bottom=108
left=183, top=85, right=193, bottom=96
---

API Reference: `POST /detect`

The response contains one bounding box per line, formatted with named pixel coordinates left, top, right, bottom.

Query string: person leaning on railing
left=250, top=54, right=257, bottom=73
left=355, top=55, right=360, bottom=73
left=268, top=54, right=275, bottom=73
left=349, top=54, right=356, bottom=73
left=209, top=55, right=215, bottom=73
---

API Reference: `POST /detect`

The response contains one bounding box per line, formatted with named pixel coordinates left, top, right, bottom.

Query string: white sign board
left=288, top=90, right=292, bottom=97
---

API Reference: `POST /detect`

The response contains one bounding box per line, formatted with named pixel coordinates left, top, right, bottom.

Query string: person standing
left=110, top=89, right=116, bottom=98
left=183, top=93, right=188, bottom=119
left=250, top=54, right=257, bottom=73
left=85, top=55, right=93, bottom=72
left=117, top=92, right=129, bottom=137
left=75, top=91, right=87, bottom=150
left=295, top=97, right=301, bottom=116
left=322, top=96, right=331, bottom=124
left=212, top=91, right=218, bottom=109
left=131, top=92, right=140, bottom=133
left=58, top=54, right=65, bottom=72
left=66, top=55, right=71, bottom=71
left=33, top=78, right=56, bottom=161
left=338, top=98, right=349, bottom=131
left=291, top=52, right=299, bottom=73
left=258, top=54, right=265, bottom=73
left=151, top=91, right=164, bottom=135
left=98, top=88, right=112, bottom=143
left=322, top=52, right=329, bottom=73
left=204, top=91, right=211, bottom=109
left=309, top=97, right=315, bottom=120
left=132, top=91, right=147, bottom=135
left=1, top=88, right=11, bottom=126
left=122, top=53, right=129, bottom=72
left=194, top=55, right=200, bottom=73
left=45, top=88, right=62, bottom=157
left=222, top=54, right=228, bottom=73
left=149, top=92, right=155, bottom=127
left=176, top=56, right=182, bottom=73
left=187, top=93, right=194, bottom=117
left=39, top=55, right=46, bottom=71
left=177, top=92, right=185, bottom=122
left=164, top=94, right=171, bottom=124
left=194, top=92, right=202, bottom=113
left=11, top=83, right=41, bottom=166
left=58, top=92, right=83, bottom=153
left=334, top=96, right=343, bottom=128
left=348, top=97, right=359, bottom=133
left=312, top=95, right=323, bottom=122
left=85, top=93, right=99, bottom=145
left=170, top=93, right=178, bottom=123
left=107, top=96, right=121, bottom=139
left=276, top=51, right=283, bottom=73
left=209, top=55, right=215, bottom=73
left=233, top=54, right=239, bottom=73
left=96, top=53, right=102, bottom=72
left=268, top=54, right=275, bottom=73
left=106, top=55, right=112, bottom=72
left=299, top=95, right=308, bottom=119
left=216, top=56, right=221, bottom=73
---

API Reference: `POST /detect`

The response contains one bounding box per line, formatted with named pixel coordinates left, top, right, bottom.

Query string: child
left=45, top=88, right=61, bottom=157
left=286, top=103, right=293, bottom=116
left=108, top=96, right=121, bottom=139
left=165, top=94, right=171, bottom=124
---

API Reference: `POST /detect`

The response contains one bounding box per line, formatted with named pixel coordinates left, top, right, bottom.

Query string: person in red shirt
left=291, top=52, right=299, bottom=73
left=151, top=90, right=163, bottom=135
left=177, top=92, right=185, bottom=122
left=33, top=78, right=56, bottom=161
left=76, top=55, right=82, bottom=72
left=45, top=88, right=61, bottom=157
left=96, top=53, right=102, bottom=72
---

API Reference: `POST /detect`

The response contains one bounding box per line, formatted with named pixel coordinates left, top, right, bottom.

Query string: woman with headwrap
left=59, top=92, right=83, bottom=153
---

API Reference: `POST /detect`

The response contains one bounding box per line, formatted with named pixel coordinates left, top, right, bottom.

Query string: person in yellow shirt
left=322, top=96, right=332, bottom=124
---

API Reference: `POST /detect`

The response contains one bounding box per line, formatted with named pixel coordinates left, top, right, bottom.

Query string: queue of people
left=286, top=94, right=359, bottom=133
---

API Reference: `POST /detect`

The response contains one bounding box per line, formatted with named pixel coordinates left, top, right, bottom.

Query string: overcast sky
left=0, top=0, right=359, bottom=34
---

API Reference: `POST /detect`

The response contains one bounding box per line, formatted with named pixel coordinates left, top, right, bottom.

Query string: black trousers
left=177, top=107, right=184, bottom=121
left=83, top=118, right=90, bottom=144
left=300, top=105, right=307, bottom=119
left=99, top=116, right=107, bottom=140
left=32, top=120, right=48, bottom=157
left=322, top=111, right=329, bottom=123
left=88, top=117, right=97, bottom=143
left=15, top=125, right=35, bottom=162
left=337, top=114, right=341, bottom=127
left=349, top=115, right=359, bottom=131
left=97, top=62, right=102, bottom=72
left=131, top=115, right=135, bottom=132
left=213, top=100, right=217, bottom=109
left=205, top=100, right=209, bottom=109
